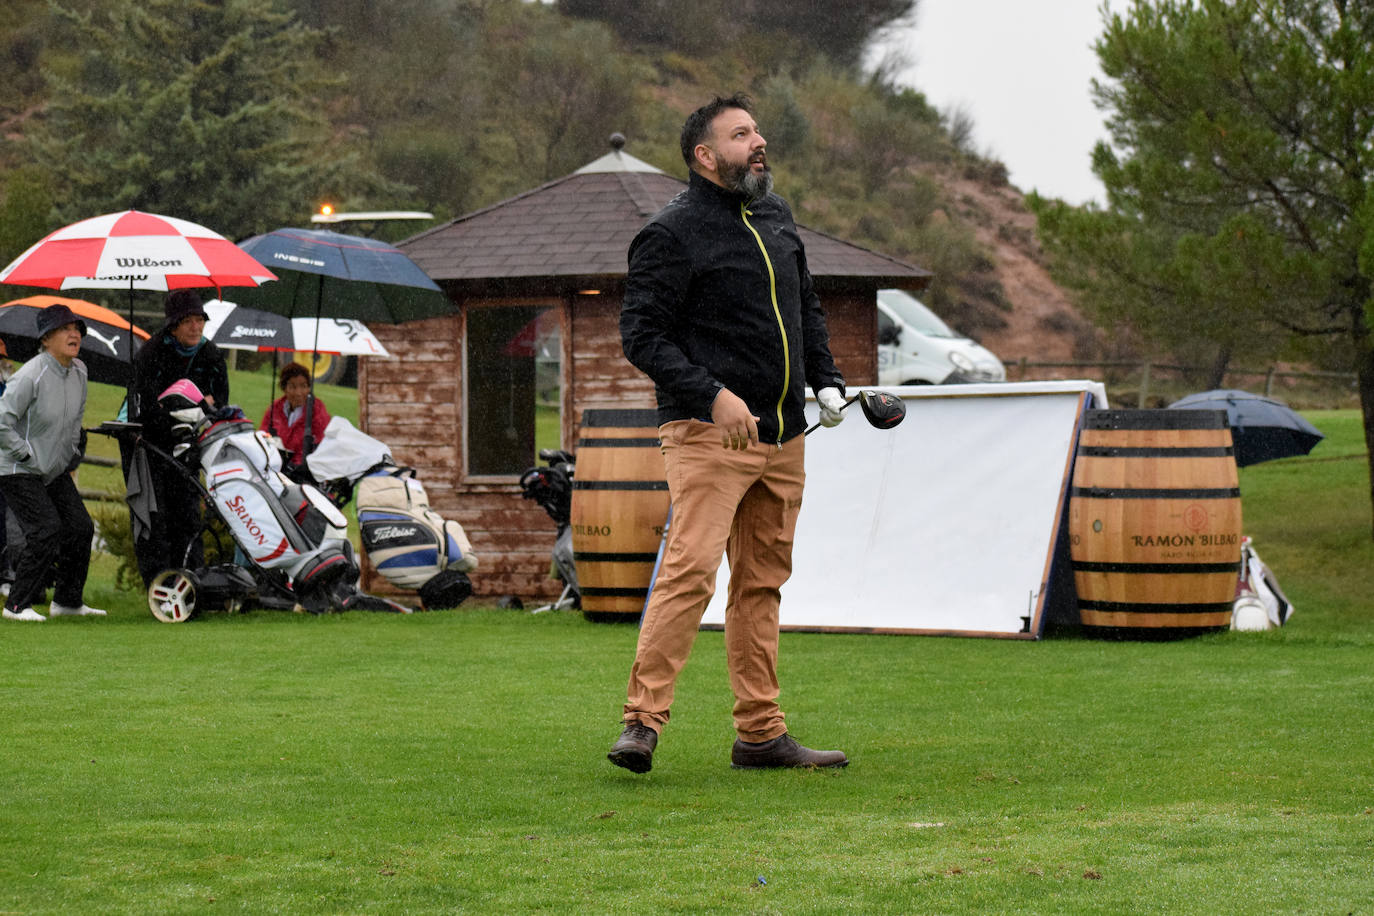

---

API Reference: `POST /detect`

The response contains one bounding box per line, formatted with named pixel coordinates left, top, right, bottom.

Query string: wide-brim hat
left=35, top=303, right=88, bottom=339
left=164, top=289, right=210, bottom=327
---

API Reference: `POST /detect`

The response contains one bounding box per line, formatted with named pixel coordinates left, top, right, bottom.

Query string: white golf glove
left=817, top=387, right=847, bottom=428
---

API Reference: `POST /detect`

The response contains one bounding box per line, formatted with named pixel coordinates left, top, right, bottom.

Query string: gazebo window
left=465, top=303, right=562, bottom=476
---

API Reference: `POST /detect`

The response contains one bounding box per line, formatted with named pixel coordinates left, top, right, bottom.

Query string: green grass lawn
left=2, top=403, right=1372, bottom=913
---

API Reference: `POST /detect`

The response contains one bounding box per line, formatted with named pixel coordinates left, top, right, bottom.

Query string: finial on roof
left=574, top=135, right=663, bottom=175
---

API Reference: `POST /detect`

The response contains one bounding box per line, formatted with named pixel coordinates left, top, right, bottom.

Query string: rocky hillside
left=939, top=171, right=1097, bottom=373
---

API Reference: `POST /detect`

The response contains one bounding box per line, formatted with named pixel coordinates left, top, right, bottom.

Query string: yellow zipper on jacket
left=740, top=202, right=789, bottom=443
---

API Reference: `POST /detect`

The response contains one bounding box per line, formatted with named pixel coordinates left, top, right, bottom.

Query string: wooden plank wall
left=567, top=293, right=656, bottom=425
left=359, top=291, right=876, bottom=604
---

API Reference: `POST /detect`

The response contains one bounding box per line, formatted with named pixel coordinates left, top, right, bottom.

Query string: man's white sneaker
left=48, top=603, right=107, bottom=618
left=3, top=607, right=46, bottom=622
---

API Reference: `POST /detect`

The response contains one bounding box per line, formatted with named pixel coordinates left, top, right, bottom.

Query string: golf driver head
left=858, top=389, right=906, bottom=429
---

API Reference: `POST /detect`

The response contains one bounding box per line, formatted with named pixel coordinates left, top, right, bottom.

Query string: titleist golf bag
left=303, top=417, right=477, bottom=609
left=148, top=380, right=408, bottom=620
left=519, top=449, right=578, bottom=612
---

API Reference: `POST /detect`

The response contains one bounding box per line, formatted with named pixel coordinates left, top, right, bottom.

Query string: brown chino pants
left=623, top=419, right=806, bottom=741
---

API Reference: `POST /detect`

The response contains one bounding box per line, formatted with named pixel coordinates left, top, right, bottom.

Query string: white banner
left=700, top=381, right=1106, bottom=637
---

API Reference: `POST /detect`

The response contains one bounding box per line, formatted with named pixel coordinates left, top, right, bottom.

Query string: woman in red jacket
left=260, top=361, right=331, bottom=468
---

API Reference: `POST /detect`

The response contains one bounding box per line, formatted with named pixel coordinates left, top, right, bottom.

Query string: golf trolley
left=519, top=448, right=579, bottom=613
left=126, top=380, right=410, bottom=621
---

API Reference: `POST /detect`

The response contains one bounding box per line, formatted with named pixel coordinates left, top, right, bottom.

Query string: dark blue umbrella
left=229, top=228, right=455, bottom=455
left=1167, top=389, right=1323, bottom=466
left=230, top=228, right=453, bottom=323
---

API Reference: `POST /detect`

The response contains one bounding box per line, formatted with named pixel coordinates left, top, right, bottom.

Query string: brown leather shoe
left=731, top=734, right=848, bottom=769
left=608, top=722, right=658, bottom=773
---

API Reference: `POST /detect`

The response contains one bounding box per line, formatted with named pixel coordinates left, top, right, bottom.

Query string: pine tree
left=29, top=0, right=394, bottom=239
left=1033, top=0, right=1374, bottom=533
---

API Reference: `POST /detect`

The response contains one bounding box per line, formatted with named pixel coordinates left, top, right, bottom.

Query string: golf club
left=804, top=389, right=908, bottom=436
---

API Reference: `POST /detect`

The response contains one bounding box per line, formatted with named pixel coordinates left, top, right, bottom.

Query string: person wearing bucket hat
left=162, top=288, right=211, bottom=328
left=0, top=304, right=106, bottom=621
left=129, top=289, right=230, bottom=587
left=34, top=302, right=89, bottom=339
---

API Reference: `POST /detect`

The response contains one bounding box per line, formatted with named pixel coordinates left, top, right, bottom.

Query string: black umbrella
left=1167, top=389, right=1324, bottom=466
left=230, top=228, right=452, bottom=323
left=229, top=228, right=455, bottom=455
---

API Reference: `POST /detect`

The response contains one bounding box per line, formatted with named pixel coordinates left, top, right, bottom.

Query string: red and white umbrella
left=0, top=209, right=276, bottom=292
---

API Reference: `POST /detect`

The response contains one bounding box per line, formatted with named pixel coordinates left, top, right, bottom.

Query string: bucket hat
left=35, top=303, right=88, bottom=339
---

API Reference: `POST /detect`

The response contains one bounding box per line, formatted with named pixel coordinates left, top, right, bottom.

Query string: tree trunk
left=1206, top=344, right=1232, bottom=390
left=1353, top=319, right=1374, bottom=541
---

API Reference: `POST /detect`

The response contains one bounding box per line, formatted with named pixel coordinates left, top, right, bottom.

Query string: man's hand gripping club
left=711, top=388, right=760, bottom=450
left=816, top=387, right=846, bottom=428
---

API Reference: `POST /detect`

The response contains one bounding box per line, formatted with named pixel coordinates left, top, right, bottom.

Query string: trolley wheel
left=148, top=568, right=200, bottom=623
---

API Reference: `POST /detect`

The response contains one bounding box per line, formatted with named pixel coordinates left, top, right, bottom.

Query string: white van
left=876, top=288, right=1005, bottom=386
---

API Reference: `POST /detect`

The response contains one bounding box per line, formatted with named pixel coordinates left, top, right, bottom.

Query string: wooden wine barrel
left=1068, top=409, right=1242, bottom=639
left=571, top=409, right=670, bottom=623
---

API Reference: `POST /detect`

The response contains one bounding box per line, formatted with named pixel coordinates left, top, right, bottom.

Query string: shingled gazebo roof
left=398, top=137, right=931, bottom=296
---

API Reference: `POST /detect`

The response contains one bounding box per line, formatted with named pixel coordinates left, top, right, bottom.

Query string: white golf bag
left=154, top=380, right=362, bottom=614
left=1231, top=536, right=1294, bottom=631
left=305, top=417, right=478, bottom=609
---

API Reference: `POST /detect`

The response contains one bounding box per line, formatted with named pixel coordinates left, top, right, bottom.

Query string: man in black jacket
left=130, top=289, right=230, bottom=587
left=608, top=94, right=851, bottom=773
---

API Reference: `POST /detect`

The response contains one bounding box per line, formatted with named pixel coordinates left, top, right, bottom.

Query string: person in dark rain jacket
left=608, top=93, right=851, bottom=774
left=130, top=289, right=229, bottom=587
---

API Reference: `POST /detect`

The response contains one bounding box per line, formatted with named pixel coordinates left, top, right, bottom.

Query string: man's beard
left=719, top=155, right=773, bottom=201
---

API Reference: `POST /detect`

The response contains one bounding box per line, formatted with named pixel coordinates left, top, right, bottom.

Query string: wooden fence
left=1006, top=359, right=1358, bottom=409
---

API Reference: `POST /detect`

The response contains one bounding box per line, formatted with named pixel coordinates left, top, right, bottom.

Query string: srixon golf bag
left=154, top=380, right=395, bottom=616
left=303, top=417, right=477, bottom=609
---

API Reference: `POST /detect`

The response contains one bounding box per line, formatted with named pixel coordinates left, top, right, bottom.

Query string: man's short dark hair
left=680, top=92, right=755, bottom=169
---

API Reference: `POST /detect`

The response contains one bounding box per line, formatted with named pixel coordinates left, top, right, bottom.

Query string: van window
left=878, top=289, right=960, bottom=339
left=878, top=306, right=898, bottom=342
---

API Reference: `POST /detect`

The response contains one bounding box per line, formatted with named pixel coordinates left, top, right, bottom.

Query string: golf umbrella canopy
left=0, top=295, right=151, bottom=386
left=204, top=299, right=390, bottom=356
left=1167, top=389, right=1324, bottom=466
left=231, top=228, right=452, bottom=323
left=0, top=209, right=276, bottom=292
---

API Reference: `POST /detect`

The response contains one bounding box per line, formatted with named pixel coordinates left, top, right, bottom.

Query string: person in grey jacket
left=0, top=304, right=104, bottom=622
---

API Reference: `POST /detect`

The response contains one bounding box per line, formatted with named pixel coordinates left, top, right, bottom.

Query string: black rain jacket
left=131, top=329, right=230, bottom=449
left=620, top=171, right=844, bottom=445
